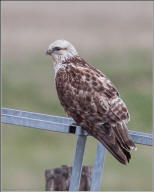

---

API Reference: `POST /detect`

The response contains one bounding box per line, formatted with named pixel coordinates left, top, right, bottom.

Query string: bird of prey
left=46, top=40, right=137, bottom=165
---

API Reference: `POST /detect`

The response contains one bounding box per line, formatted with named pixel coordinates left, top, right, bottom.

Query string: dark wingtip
left=117, top=155, right=128, bottom=165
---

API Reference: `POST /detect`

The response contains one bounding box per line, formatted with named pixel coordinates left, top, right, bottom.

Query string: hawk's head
left=46, top=40, right=78, bottom=61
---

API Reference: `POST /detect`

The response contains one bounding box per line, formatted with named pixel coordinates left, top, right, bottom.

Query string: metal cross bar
left=1, top=108, right=153, bottom=191
left=1, top=108, right=86, bottom=136
left=1, top=108, right=152, bottom=145
left=128, top=130, right=152, bottom=146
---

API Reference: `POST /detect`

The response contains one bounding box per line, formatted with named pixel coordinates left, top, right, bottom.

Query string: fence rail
left=1, top=108, right=153, bottom=191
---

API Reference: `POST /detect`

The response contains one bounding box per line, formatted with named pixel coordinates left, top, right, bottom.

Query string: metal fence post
left=69, top=135, right=87, bottom=191
left=90, top=142, right=107, bottom=191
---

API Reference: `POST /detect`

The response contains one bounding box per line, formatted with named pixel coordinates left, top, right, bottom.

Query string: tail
left=84, top=122, right=137, bottom=165
left=114, top=122, right=137, bottom=151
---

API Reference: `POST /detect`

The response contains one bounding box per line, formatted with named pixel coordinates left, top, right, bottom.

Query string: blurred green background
left=2, top=2, right=152, bottom=191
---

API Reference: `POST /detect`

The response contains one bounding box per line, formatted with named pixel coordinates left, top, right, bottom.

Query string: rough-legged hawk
left=46, top=40, right=137, bottom=165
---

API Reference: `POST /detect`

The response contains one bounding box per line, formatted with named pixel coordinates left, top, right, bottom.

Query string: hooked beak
left=46, top=49, right=53, bottom=55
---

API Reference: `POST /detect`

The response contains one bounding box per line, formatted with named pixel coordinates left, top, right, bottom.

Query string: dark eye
left=54, top=47, right=61, bottom=51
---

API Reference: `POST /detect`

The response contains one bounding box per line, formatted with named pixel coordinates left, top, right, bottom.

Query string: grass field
left=2, top=2, right=152, bottom=191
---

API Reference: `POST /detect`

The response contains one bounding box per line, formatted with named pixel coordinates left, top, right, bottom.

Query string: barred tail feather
left=83, top=123, right=136, bottom=165
left=115, top=122, right=137, bottom=151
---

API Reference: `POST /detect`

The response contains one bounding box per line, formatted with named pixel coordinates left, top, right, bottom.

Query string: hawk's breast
left=55, top=64, right=111, bottom=124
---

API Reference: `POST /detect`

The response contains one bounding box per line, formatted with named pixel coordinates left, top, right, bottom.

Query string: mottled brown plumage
left=46, top=40, right=137, bottom=165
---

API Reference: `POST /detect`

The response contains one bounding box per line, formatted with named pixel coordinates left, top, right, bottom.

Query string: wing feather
left=55, top=57, right=136, bottom=164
